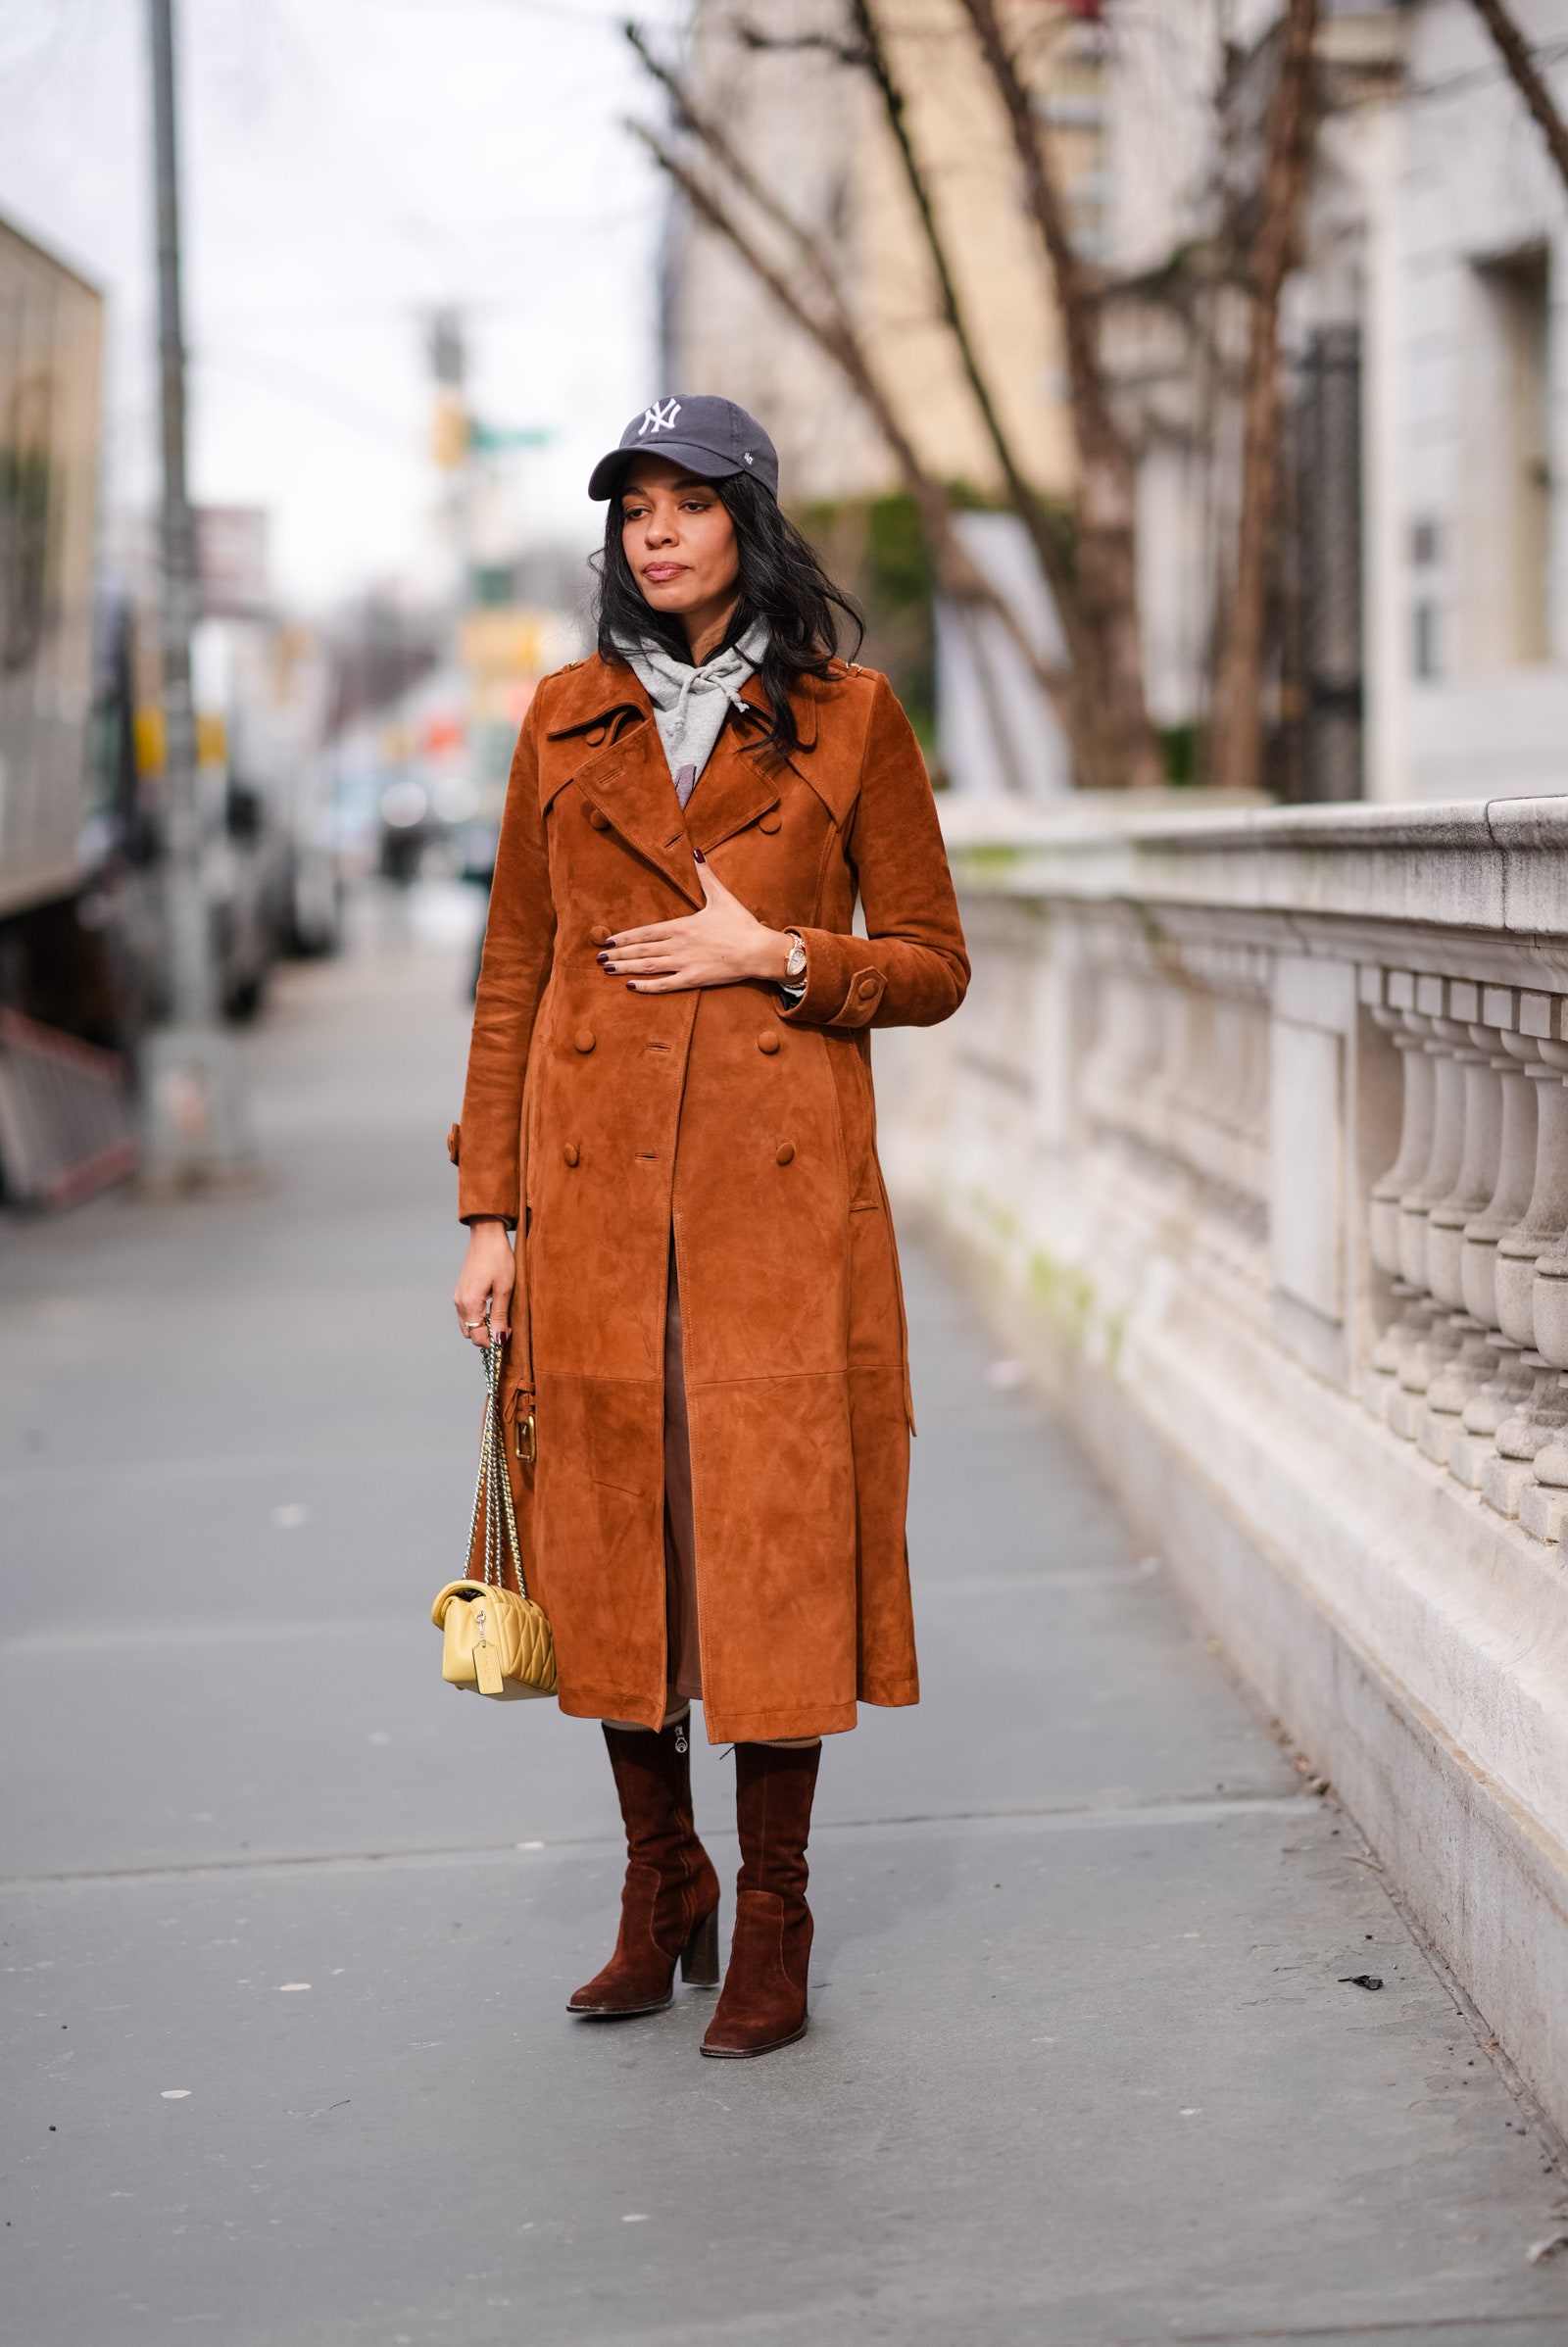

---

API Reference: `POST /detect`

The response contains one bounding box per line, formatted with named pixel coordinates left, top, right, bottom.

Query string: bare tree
left=1467, top=0, right=1568, bottom=195
left=634, top=2, right=1322, bottom=797
left=840, top=6, right=1068, bottom=582
left=625, top=28, right=1073, bottom=721
left=1208, top=0, right=1320, bottom=796
left=632, top=4, right=1154, bottom=784
left=956, top=0, right=1162, bottom=790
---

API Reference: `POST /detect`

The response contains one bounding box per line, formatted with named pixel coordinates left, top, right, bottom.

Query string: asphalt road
left=4, top=882, right=1567, bottom=2347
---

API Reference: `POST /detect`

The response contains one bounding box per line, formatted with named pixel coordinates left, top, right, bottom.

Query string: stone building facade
left=659, top=0, right=1104, bottom=505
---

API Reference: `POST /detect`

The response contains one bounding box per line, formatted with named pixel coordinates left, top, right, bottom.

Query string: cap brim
left=587, top=440, right=747, bottom=501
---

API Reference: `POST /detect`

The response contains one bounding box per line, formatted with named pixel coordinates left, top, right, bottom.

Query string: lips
left=643, top=563, right=685, bottom=583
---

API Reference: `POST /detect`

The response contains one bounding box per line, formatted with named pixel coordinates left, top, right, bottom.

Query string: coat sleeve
left=453, top=696, right=556, bottom=1222
left=779, top=672, right=969, bottom=1032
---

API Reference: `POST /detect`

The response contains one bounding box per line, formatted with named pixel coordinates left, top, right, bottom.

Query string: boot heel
left=681, top=1905, right=720, bottom=1987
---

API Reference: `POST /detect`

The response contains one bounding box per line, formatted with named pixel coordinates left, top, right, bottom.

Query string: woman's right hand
left=454, top=1218, right=515, bottom=1346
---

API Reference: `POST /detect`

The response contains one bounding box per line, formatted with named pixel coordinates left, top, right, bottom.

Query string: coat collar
left=542, top=655, right=821, bottom=906
left=542, top=651, right=820, bottom=755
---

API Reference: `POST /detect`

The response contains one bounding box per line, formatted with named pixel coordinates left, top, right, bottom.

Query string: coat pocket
left=584, top=1375, right=659, bottom=1499
left=823, top=1032, right=877, bottom=1208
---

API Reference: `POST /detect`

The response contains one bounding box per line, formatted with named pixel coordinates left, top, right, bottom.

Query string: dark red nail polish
left=693, top=849, right=705, bottom=863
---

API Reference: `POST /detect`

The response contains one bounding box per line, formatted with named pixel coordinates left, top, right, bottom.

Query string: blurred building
left=660, top=0, right=1106, bottom=773
left=1103, top=0, right=1568, bottom=805
left=663, top=0, right=1106, bottom=505
left=661, top=0, right=1568, bottom=807
left=1358, top=0, right=1568, bottom=802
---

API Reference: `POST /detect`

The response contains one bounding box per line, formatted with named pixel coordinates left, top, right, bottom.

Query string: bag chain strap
left=465, top=1335, right=530, bottom=1601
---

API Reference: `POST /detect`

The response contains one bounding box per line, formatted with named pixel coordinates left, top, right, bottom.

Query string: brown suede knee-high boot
left=568, top=1720, right=720, bottom=2018
left=701, top=1741, right=820, bottom=2058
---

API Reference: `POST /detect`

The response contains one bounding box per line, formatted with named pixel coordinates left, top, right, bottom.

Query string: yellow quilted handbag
left=431, top=1336, right=556, bottom=1701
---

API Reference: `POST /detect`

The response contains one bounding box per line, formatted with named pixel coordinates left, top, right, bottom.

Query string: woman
left=450, top=394, right=968, bottom=2058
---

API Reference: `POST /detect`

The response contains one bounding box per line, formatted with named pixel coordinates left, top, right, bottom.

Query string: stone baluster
left=1480, top=1005, right=1568, bottom=1519
left=1424, top=1022, right=1503, bottom=1305
left=1165, top=980, right=1214, bottom=1185
left=1235, top=996, right=1271, bottom=1201
left=1447, top=996, right=1538, bottom=1489
left=1082, top=969, right=1148, bottom=1144
left=1388, top=999, right=1470, bottom=1440
left=1363, top=990, right=1438, bottom=1421
left=1501, top=1020, right=1568, bottom=1539
left=1368, top=1002, right=1434, bottom=1278
left=1397, top=1011, right=1465, bottom=1289
left=1417, top=991, right=1505, bottom=1465
left=1364, top=1284, right=1443, bottom=1423
left=1142, top=981, right=1196, bottom=1163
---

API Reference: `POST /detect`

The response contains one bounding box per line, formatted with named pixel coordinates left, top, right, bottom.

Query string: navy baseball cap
left=588, top=394, right=779, bottom=501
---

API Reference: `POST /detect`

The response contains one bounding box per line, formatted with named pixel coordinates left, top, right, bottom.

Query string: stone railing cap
left=938, top=793, right=1568, bottom=857
left=936, top=792, right=1568, bottom=945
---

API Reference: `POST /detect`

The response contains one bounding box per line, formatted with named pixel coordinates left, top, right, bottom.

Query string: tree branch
left=955, top=0, right=1119, bottom=472
left=1468, top=0, right=1568, bottom=195
left=844, top=0, right=1080, bottom=622
left=1209, top=0, right=1321, bottom=794
left=626, top=115, right=1072, bottom=715
left=624, top=23, right=847, bottom=317
left=952, top=0, right=1160, bottom=786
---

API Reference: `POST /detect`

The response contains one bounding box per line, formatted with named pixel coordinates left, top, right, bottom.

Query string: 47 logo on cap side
left=638, top=398, right=682, bottom=436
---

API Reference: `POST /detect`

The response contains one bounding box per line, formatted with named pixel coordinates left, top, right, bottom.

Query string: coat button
left=584, top=724, right=608, bottom=747
left=758, top=1031, right=780, bottom=1055
left=585, top=806, right=611, bottom=831
left=857, top=974, right=878, bottom=1001
left=564, top=1143, right=580, bottom=1167
left=590, top=924, right=612, bottom=946
left=775, top=1142, right=795, bottom=1166
left=758, top=811, right=782, bottom=834
left=574, top=1028, right=595, bottom=1054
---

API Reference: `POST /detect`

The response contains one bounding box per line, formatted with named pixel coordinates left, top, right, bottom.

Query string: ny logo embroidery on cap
left=638, top=398, right=682, bottom=436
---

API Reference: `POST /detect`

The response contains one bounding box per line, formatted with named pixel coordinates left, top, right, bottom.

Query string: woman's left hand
left=600, top=857, right=792, bottom=993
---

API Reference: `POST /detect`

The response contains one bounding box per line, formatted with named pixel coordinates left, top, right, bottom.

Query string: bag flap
left=430, top=1579, right=486, bottom=1628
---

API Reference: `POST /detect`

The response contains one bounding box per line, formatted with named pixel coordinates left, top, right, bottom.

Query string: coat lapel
left=548, top=665, right=702, bottom=909
left=571, top=723, right=705, bottom=910
left=685, top=674, right=824, bottom=853
left=543, top=658, right=828, bottom=899
left=685, top=730, right=779, bottom=856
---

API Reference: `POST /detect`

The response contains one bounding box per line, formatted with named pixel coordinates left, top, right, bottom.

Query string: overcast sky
left=0, top=0, right=682, bottom=608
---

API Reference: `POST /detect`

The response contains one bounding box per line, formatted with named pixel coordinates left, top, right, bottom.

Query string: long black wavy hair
left=593, top=470, right=863, bottom=763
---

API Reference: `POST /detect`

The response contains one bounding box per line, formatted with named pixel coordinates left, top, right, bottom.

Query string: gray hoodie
left=615, top=621, right=769, bottom=807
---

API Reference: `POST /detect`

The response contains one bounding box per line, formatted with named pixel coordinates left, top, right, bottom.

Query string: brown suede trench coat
left=451, top=651, right=968, bottom=1742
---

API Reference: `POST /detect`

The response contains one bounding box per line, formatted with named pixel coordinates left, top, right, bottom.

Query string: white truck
left=0, top=213, right=104, bottom=929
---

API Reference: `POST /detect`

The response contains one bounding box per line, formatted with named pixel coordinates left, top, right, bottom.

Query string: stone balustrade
left=876, top=794, right=1568, bottom=2133
left=1364, top=969, right=1568, bottom=1537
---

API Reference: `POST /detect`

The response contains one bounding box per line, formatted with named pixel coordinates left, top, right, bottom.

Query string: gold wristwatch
left=783, top=931, right=808, bottom=984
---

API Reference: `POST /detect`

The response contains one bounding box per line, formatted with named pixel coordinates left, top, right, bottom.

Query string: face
left=618, top=456, right=740, bottom=623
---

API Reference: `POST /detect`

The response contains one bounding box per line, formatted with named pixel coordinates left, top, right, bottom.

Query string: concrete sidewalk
left=3, top=884, right=1567, bottom=2347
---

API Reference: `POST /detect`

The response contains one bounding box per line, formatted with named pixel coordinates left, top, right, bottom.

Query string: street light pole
left=141, top=0, right=252, bottom=1182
